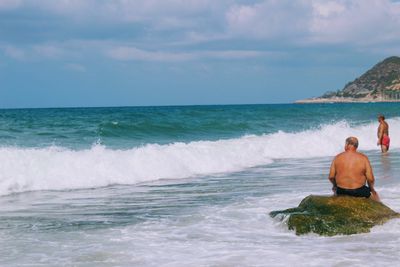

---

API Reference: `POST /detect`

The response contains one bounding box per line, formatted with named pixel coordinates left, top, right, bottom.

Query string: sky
left=1, top=0, right=400, bottom=108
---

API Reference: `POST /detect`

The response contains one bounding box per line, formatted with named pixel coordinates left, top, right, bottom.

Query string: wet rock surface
left=270, top=195, right=400, bottom=236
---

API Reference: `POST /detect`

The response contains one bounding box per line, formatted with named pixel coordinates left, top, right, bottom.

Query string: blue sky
left=1, top=0, right=400, bottom=108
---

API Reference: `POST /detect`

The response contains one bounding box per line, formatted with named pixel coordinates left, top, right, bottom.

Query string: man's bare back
left=329, top=137, right=380, bottom=201
left=378, top=121, right=389, bottom=136
left=330, top=150, right=371, bottom=189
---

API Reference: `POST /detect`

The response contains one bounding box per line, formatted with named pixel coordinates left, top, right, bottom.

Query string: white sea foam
left=1, top=118, right=399, bottom=195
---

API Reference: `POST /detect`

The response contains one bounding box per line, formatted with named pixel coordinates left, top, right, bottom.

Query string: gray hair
left=345, top=137, right=359, bottom=148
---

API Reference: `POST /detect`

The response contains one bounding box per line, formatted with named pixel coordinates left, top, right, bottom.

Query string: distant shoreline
left=295, top=97, right=400, bottom=104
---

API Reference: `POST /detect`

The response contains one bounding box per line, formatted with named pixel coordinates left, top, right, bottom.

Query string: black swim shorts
left=336, top=185, right=371, bottom=198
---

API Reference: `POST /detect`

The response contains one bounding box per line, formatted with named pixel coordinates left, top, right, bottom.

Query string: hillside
left=297, top=56, right=400, bottom=103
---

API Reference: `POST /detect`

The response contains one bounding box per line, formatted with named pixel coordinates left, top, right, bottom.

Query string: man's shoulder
left=334, top=152, right=346, bottom=160
left=334, top=151, right=345, bottom=157
left=356, top=151, right=369, bottom=160
left=335, top=151, right=368, bottom=159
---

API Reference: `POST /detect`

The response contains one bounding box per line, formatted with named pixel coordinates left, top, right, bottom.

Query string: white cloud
left=2, top=40, right=275, bottom=63
left=1, top=42, right=82, bottom=61
left=107, top=46, right=273, bottom=62
left=2, top=0, right=400, bottom=59
left=309, top=0, right=400, bottom=45
left=65, top=63, right=86, bottom=72
left=223, top=0, right=400, bottom=48
left=2, top=45, right=25, bottom=60
left=0, top=0, right=21, bottom=10
left=20, top=0, right=223, bottom=26
left=312, top=1, right=346, bottom=17
left=225, top=1, right=311, bottom=39
left=200, top=50, right=274, bottom=60
left=33, top=45, right=65, bottom=59
left=107, top=46, right=194, bottom=62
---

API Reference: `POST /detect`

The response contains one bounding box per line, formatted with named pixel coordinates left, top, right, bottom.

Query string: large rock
left=270, top=195, right=400, bottom=236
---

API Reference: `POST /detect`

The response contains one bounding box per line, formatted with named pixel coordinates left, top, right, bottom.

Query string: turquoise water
left=0, top=103, right=400, bottom=266
left=1, top=103, right=400, bottom=148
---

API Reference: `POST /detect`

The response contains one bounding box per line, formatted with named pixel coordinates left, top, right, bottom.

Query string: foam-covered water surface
left=1, top=150, right=399, bottom=266
left=1, top=118, right=400, bottom=196
left=1, top=104, right=400, bottom=266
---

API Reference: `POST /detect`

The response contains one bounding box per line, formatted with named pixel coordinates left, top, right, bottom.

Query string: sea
left=0, top=103, right=399, bottom=267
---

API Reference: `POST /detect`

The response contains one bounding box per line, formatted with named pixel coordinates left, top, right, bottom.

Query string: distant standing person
left=329, top=137, right=380, bottom=202
left=377, top=114, right=390, bottom=153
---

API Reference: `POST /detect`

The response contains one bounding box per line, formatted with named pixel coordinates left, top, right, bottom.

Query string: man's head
left=378, top=114, right=385, bottom=122
left=345, top=136, right=359, bottom=151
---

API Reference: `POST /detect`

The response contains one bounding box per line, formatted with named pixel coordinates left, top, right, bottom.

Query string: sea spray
left=2, top=104, right=400, bottom=267
left=1, top=119, right=399, bottom=195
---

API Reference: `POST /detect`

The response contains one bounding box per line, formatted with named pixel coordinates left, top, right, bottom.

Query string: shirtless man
left=377, top=114, right=390, bottom=153
left=328, top=137, right=380, bottom=202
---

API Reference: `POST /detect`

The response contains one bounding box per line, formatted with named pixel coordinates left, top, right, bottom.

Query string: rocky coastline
left=297, top=56, right=400, bottom=103
left=296, top=97, right=400, bottom=104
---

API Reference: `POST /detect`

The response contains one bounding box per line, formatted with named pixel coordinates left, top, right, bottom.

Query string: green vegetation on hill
left=320, top=56, right=400, bottom=101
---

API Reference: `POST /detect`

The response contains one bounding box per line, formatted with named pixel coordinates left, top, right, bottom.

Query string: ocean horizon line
left=3, top=101, right=400, bottom=111
left=0, top=102, right=296, bottom=111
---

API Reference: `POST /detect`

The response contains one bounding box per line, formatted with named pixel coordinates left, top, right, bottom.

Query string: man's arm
left=377, top=124, right=384, bottom=145
left=365, top=157, right=380, bottom=201
left=328, top=159, right=337, bottom=193
left=365, top=157, right=375, bottom=188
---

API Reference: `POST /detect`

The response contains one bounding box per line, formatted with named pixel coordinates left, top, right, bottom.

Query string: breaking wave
left=1, top=118, right=399, bottom=196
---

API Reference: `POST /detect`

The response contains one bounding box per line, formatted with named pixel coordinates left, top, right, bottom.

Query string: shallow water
left=0, top=104, right=400, bottom=266
left=1, top=151, right=399, bottom=266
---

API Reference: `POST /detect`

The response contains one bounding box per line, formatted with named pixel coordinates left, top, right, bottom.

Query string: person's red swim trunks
left=382, top=135, right=390, bottom=148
